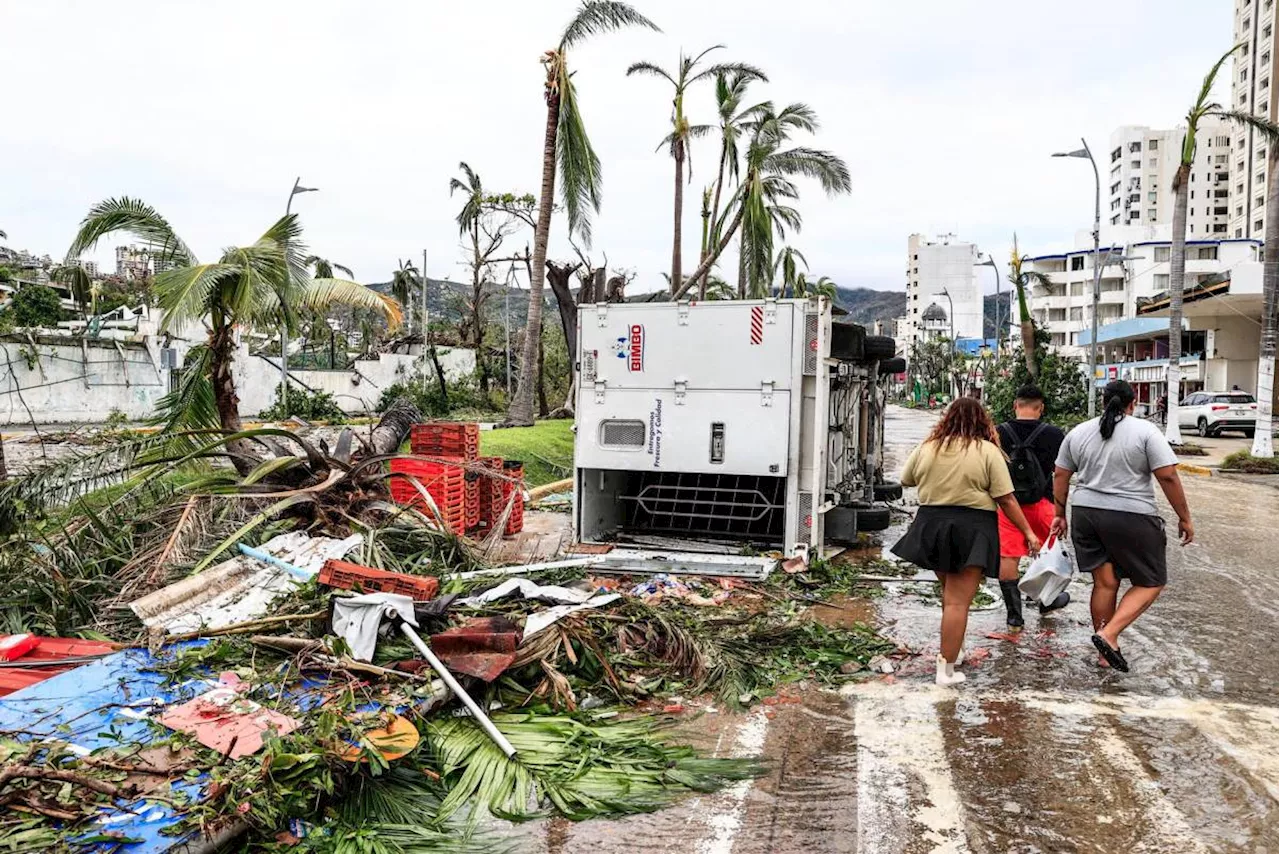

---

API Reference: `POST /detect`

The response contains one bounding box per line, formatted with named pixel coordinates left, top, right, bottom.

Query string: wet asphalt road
left=515, top=405, right=1279, bottom=853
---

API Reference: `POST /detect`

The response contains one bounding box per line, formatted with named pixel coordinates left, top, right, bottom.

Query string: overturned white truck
left=572, top=297, right=903, bottom=566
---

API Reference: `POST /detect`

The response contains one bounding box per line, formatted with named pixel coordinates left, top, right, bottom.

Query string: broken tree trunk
left=368, top=397, right=423, bottom=456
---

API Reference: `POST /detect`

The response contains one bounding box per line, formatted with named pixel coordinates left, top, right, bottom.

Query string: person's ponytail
left=1099, top=379, right=1135, bottom=440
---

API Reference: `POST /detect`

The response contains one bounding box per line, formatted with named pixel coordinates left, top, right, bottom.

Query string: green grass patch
left=1221, top=449, right=1279, bottom=473
left=479, top=420, right=575, bottom=487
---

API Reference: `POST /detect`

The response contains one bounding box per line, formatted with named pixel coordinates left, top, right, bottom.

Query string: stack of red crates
left=474, top=456, right=505, bottom=535
left=319, top=559, right=440, bottom=600
left=389, top=458, right=468, bottom=533
left=409, top=422, right=479, bottom=458
left=501, top=460, right=525, bottom=535
left=394, top=422, right=482, bottom=535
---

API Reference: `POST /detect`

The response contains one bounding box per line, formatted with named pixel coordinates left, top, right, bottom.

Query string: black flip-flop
left=1091, top=634, right=1129, bottom=672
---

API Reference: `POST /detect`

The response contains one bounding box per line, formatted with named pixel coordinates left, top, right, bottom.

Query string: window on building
left=1261, top=101, right=1270, bottom=115
left=1191, top=190, right=1196, bottom=199
left=1111, top=214, right=1121, bottom=226
left=1263, top=78, right=1271, bottom=90
left=1148, top=209, right=1158, bottom=221
left=1154, top=273, right=1169, bottom=290
left=1190, top=224, right=1195, bottom=233
left=1069, top=307, right=1083, bottom=321
left=1236, top=227, right=1244, bottom=238
left=1264, top=24, right=1272, bottom=39
left=1239, top=137, right=1248, bottom=150
left=1238, top=183, right=1245, bottom=195
left=1148, top=191, right=1158, bottom=202
left=1237, top=205, right=1245, bottom=216
left=1255, top=219, right=1265, bottom=232
left=1148, top=157, right=1158, bottom=168
left=1241, top=68, right=1250, bottom=82
left=1240, top=90, right=1249, bottom=104
left=1260, top=148, right=1269, bottom=162
left=1154, top=246, right=1171, bottom=262
left=1070, top=255, right=1085, bottom=271
left=1212, top=224, right=1228, bottom=233
left=1148, top=139, right=1159, bottom=150
left=1258, top=172, right=1266, bottom=185
left=1258, top=195, right=1266, bottom=208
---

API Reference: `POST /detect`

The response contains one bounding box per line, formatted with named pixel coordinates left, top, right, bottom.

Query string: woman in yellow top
left=892, top=397, right=1041, bottom=686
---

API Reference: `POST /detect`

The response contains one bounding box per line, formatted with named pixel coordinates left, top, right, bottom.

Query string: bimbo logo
left=614, top=324, right=645, bottom=371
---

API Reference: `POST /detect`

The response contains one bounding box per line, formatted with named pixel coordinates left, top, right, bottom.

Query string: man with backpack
left=996, top=385, right=1069, bottom=631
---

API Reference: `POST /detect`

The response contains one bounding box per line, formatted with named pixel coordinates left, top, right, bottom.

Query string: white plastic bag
left=1018, top=536, right=1074, bottom=607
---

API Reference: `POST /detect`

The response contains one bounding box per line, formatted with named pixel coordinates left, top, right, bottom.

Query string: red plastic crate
left=319, top=559, right=440, bottom=600
left=501, top=460, right=525, bottom=535
left=474, top=457, right=505, bottom=533
left=410, top=422, right=480, bottom=460
left=464, top=470, right=480, bottom=529
left=389, top=457, right=470, bottom=533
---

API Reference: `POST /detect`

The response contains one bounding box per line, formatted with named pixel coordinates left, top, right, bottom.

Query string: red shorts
left=997, top=498, right=1055, bottom=558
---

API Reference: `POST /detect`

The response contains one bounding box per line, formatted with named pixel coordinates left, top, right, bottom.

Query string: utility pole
left=427, top=247, right=437, bottom=394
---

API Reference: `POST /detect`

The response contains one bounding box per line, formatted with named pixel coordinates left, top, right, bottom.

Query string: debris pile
left=0, top=407, right=894, bottom=852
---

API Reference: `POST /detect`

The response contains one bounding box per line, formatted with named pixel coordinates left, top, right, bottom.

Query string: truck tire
left=864, top=335, right=896, bottom=361
left=854, top=506, right=892, bottom=532
left=831, top=323, right=866, bottom=361
left=878, top=356, right=907, bottom=375
left=873, top=481, right=903, bottom=501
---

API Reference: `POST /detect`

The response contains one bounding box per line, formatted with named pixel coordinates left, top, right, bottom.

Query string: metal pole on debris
left=391, top=616, right=518, bottom=759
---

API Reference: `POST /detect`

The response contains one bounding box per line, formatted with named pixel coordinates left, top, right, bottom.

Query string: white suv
left=1178, top=390, right=1258, bottom=438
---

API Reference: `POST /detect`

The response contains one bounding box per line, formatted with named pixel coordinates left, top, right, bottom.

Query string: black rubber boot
left=1039, top=591, right=1071, bottom=615
left=1000, top=580, right=1024, bottom=631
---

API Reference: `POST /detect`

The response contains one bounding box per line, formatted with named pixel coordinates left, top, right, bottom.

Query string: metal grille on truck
left=618, top=471, right=786, bottom=543
left=599, top=419, right=646, bottom=447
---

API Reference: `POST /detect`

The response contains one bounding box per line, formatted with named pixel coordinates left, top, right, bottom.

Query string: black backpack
left=999, top=422, right=1049, bottom=505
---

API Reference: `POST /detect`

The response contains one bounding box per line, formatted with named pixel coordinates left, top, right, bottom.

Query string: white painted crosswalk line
left=696, top=708, right=770, bottom=854
left=1092, top=724, right=1212, bottom=853
left=847, top=682, right=969, bottom=854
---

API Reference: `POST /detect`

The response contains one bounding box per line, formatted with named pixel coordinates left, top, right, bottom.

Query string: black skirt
left=891, top=505, right=1001, bottom=578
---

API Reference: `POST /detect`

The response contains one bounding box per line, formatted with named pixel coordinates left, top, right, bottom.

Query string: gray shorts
left=1071, top=506, right=1168, bottom=588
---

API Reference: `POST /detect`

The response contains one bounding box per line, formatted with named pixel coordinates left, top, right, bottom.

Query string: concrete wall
left=233, top=346, right=476, bottom=416
left=0, top=333, right=477, bottom=425
left=0, top=336, right=172, bottom=424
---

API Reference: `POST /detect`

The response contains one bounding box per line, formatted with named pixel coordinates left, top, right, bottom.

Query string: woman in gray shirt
left=1050, top=380, right=1193, bottom=672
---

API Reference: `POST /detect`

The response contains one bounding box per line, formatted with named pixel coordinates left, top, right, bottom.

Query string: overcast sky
left=1, top=0, right=1234, bottom=296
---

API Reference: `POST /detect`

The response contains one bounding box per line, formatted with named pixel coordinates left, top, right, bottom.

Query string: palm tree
left=506, top=1, right=660, bottom=427
left=772, top=246, right=807, bottom=297
left=1006, top=235, right=1050, bottom=379
left=700, top=70, right=770, bottom=297
left=390, top=259, right=421, bottom=331
left=626, top=47, right=764, bottom=292
left=1164, top=45, right=1279, bottom=443
left=794, top=273, right=836, bottom=301
left=677, top=104, right=849, bottom=298
left=51, top=264, right=93, bottom=314
left=701, top=273, right=735, bottom=300
left=67, top=198, right=401, bottom=473
left=304, top=256, right=354, bottom=279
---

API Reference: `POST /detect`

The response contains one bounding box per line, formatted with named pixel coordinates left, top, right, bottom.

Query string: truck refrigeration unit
left=572, top=297, right=902, bottom=574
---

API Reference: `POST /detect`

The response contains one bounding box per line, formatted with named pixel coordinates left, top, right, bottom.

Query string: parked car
left=1177, top=390, right=1258, bottom=438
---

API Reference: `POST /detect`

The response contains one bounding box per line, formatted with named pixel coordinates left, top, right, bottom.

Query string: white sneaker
left=936, top=654, right=966, bottom=687
left=954, top=647, right=965, bottom=666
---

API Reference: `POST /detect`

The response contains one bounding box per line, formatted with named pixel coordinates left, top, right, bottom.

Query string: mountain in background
left=832, top=286, right=905, bottom=329
left=984, top=291, right=1012, bottom=340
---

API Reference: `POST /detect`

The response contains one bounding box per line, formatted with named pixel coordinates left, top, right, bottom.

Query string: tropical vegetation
left=507, top=0, right=660, bottom=427
left=66, top=198, right=402, bottom=472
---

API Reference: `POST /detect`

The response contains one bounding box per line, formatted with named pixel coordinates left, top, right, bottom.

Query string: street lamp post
left=1052, top=140, right=1101, bottom=416
left=939, top=288, right=956, bottom=397
left=977, top=255, right=1002, bottom=351
left=282, top=177, right=318, bottom=410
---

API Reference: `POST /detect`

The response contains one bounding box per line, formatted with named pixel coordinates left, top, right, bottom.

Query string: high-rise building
left=1103, top=121, right=1231, bottom=239
left=1229, top=0, right=1278, bottom=240
left=904, top=233, right=982, bottom=345
left=115, top=245, right=153, bottom=280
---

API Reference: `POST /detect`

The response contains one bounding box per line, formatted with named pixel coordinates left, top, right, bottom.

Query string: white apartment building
left=904, top=233, right=982, bottom=344
left=1104, top=120, right=1231, bottom=237
left=1021, top=224, right=1263, bottom=356
left=1230, top=0, right=1278, bottom=239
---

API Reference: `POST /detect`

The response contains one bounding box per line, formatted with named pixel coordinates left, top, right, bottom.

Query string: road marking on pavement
left=1092, top=724, right=1212, bottom=853
left=697, top=708, right=769, bottom=854
left=849, top=681, right=969, bottom=854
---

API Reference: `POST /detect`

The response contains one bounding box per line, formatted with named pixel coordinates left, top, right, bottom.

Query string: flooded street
left=521, top=405, right=1279, bottom=853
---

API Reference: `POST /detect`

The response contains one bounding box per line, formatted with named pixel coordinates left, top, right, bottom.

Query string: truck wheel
left=873, top=481, right=903, bottom=501
left=863, top=335, right=896, bottom=361
left=878, top=357, right=907, bottom=375
left=831, top=323, right=865, bottom=361
left=854, top=506, right=892, bottom=532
